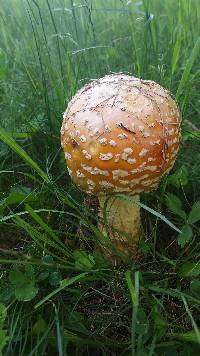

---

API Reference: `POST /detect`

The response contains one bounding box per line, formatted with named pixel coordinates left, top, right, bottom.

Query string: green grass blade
left=14, top=215, right=68, bottom=259
left=0, top=127, right=49, bottom=182
left=25, top=204, right=69, bottom=253
left=176, top=37, right=200, bottom=99
left=149, top=286, right=200, bottom=306
left=0, top=258, right=75, bottom=271
left=171, top=35, right=182, bottom=75
left=168, top=331, right=200, bottom=344
left=125, top=271, right=139, bottom=307
left=0, top=209, right=79, bottom=223
left=117, top=194, right=181, bottom=233
left=34, top=272, right=88, bottom=309
left=182, top=295, right=200, bottom=344
left=125, top=271, right=140, bottom=356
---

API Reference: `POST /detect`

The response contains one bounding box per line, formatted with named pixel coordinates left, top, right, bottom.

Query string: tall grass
left=1, top=0, right=200, bottom=355
left=1, top=0, right=200, bottom=132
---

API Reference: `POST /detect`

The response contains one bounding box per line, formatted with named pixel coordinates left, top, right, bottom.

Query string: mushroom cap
left=61, top=74, right=181, bottom=195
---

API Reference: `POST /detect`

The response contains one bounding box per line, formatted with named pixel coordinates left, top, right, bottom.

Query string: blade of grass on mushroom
left=115, top=194, right=182, bottom=233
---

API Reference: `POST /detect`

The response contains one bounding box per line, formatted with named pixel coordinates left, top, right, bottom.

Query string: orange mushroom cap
left=61, top=74, right=181, bottom=195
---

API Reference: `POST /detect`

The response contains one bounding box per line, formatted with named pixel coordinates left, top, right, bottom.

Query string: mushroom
left=61, top=73, right=181, bottom=262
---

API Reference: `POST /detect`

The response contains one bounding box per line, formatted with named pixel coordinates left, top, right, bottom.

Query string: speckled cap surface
left=61, top=74, right=181, bottom=195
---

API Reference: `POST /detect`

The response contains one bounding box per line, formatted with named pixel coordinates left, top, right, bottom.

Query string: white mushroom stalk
left=61, top=74, right=181, bottom=262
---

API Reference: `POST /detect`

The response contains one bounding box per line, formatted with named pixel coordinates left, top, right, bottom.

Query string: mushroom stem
left=98, top=195, right=141, bottom=263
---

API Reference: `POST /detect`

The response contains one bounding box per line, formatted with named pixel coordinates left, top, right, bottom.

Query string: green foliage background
left=1, top=0, right=200, bottom=355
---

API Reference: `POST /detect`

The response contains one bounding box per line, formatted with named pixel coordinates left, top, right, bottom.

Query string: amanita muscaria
left=61, top=74, right=181, bottom=261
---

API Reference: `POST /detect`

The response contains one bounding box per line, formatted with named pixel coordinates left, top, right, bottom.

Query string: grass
left=0, top=0, right=200, bottom=354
